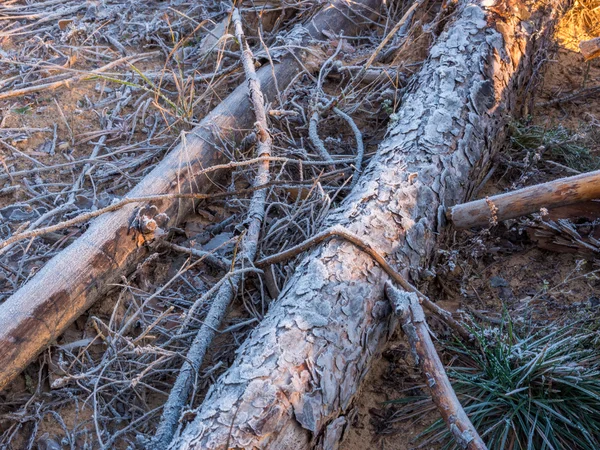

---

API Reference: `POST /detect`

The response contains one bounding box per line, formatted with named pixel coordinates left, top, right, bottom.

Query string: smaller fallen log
left=0, top=0, right=381, bottom=392
left=448, top=170, right=600, bottom=229
left=580, top=37, right=600, bottom=61
left=386, top=283, right=487, bottom=450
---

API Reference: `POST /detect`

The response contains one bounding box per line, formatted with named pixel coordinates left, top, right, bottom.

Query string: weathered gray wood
left=387, top=283, right=487, bottom=450
left=168, top=1, right=567, bottom=449
left=448, top=169, right=600, bottom=229
left=0, top=0, right=380, bottom=392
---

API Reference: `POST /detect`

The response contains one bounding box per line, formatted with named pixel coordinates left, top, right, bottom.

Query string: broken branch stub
left=448, top=169, right=600, bottom=229
left=386, top=283, right=487, bottom=450
left=580, top=37, right=600, bottom=61
left=0, top=0, right=382, bottom=392
left=168, top=1, right=567, bottom=449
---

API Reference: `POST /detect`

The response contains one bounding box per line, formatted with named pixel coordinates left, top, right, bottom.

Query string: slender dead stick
left=333, top=106, right=364, bottom=188
left=0, top=175, right=344, bottom=255
left=0, top=153, right=350, bottom=182
left=256, top=225, right=472, bottom=341
left=448, top=169, right=600, bottom=229
left=0, top=53, right=159, bottom=101
left=150, top=9, right=274, bottom=448
left=308, top=111, right=335, bottom=163
left=158, top=241, right=232, bottom=271
left=385, top=283, right=487, bottom=450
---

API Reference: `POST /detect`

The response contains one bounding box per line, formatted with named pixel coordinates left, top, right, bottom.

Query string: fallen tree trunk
left=0, top=0, right=381, bottom=392
left=168, top=1, right=567, bottom=449
left=448, top=169, right=600, bottom=229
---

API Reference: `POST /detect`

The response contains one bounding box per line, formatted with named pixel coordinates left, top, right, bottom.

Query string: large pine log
left=169, top=1, right=567, bottom=449
left=0, top=0, right=381, bottom=392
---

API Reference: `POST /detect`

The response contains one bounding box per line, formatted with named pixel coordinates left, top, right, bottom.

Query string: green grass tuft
left=396, top=317, right=600, bottom=449
left=509, top=122, right=600, bottom=172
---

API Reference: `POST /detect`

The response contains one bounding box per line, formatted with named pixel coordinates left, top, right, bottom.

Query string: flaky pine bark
left=0, top=0, right=381, bottom=391
left=169, top=1, right=567, bottom=449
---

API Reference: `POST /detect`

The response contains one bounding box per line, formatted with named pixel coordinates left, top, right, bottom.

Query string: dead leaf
left=58, top=19, right=74, bottom=31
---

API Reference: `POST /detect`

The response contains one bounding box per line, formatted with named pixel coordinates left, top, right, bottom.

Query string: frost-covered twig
left=333, top=106, right=364, bottom=188
left=151, top=8, right=274, bottom=448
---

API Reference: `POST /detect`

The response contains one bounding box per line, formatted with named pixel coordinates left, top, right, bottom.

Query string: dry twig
left=151, top=8, right=275, bottom=447
left=386, top=283, right=487, bottom=450
left=256, top=225, right=472, bottom=341
left=0, top=53, right=159, bottom=101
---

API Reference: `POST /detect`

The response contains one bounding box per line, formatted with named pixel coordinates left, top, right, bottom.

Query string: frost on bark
left=0, top=0, right=381, bottom=392
left=169, top=1, right=566, bottom=449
